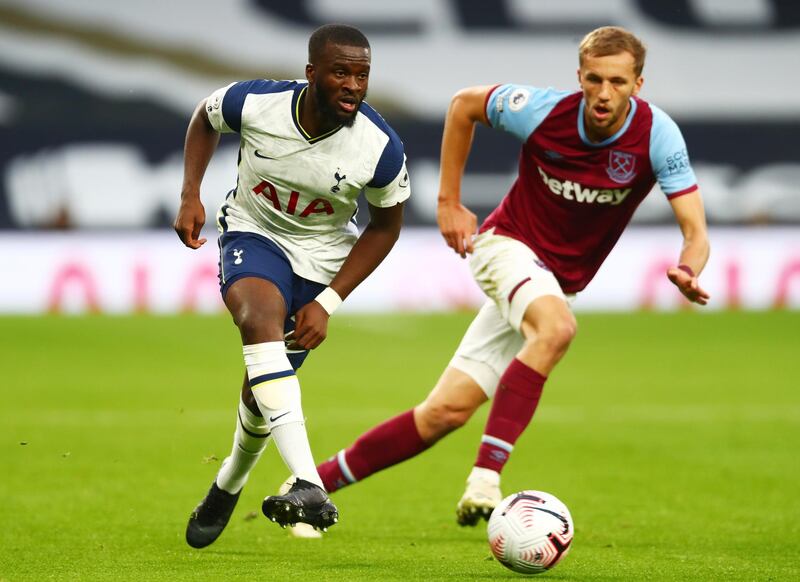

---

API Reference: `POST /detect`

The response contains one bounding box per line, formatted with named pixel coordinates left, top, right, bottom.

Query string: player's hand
left=291, top=301, right=330, bottom=350
left=174, top=196, right=207, bottom=249
left=667, top=267, right=710, bottom=306
left=437, top=199, right=477, bottom=258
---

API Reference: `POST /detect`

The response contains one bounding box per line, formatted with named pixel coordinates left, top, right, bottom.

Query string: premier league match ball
left=487, top=490, right=574, bottom=575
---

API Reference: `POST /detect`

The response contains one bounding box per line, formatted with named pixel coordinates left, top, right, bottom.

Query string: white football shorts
left=449, top=229, right=572, bottom=397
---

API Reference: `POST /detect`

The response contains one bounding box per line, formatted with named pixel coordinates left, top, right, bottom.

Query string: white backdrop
left=5, top=0, right=798, bottom=120
left=2, top=227, right=799, bottom=314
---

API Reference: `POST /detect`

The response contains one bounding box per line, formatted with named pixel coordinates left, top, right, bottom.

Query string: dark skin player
left=174, top=40, right=404, bottom=414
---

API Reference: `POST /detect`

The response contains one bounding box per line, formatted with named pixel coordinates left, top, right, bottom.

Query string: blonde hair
left=579, top=26, right=646, bottom=76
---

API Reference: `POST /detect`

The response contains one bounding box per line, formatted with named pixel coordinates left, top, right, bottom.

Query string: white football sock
left=269, top=422, right=323, bottom=489
left=244, top=342, right=323, bottom=489
left=216, top=398, right=271, bottom=494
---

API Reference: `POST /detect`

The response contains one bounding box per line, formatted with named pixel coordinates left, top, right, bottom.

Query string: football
left=487, top=490, right=574, bottom=575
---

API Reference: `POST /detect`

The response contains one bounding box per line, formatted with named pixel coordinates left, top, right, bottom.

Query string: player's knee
left=240, top=384, right=262, bottom=417
left=419, top=401, right=473, bottom=436
left=232, top=304, right=283, bottom=343
left=538, top=315, right=577, bottom=354
left=235, top=314, right=266, bottom=341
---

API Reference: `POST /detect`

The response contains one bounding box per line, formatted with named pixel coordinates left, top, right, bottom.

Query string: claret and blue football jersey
left=206, top=79, right=410, bottom=284
left=483, top=84, right=698, bottom=293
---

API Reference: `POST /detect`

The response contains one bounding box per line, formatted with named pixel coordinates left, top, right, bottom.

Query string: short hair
left=308, top=24, right=370, bottom=63
left=579, top=26, right=647, bottom=76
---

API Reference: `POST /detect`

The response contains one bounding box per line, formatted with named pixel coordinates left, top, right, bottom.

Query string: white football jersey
left=206, top=79, right=410, bottom=283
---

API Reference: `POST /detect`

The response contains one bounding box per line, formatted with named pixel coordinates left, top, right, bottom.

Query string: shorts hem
left=221, top=272, right=290, bottom=312
left=449, top=356, right=500, bottom=399
left=508, top=287, right=566, bottom=331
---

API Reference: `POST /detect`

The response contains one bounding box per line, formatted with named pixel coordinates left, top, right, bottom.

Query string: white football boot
left=279, top=476, right=323, bottom=538
left=456, top=467, right=502, bottom=526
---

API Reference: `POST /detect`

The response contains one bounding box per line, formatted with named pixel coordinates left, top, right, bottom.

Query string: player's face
left=578, top=51, right=643, bottom=142
left=307, top=43, right=370, bottom=128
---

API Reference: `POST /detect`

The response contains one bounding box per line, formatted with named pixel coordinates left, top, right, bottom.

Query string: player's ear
left=576, top=67, right=583, bottom=88
left=305, top=63, right=315, bottom=84
left=632, top=75, right=643, bottom=96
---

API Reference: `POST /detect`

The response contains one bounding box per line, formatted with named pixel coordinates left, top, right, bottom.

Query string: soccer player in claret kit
left=173, top=24, right=410, bottom=547
left=292, top=26, right=710, bottom=537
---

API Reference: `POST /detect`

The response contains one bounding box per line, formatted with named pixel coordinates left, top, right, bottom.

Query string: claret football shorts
left=450, top=229, right=572, bottom=397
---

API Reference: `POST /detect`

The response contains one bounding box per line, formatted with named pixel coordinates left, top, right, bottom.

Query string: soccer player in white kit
left=174, top=24, right=410, bottom=547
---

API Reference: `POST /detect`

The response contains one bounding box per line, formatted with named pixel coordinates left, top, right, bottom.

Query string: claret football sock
left=317, top=409, right=429, bottom=492
left=475, top=358, right=547, bottom=473
left=243, top=342, right=323, bottom=489
left=216, top=398, right=270, bottom=494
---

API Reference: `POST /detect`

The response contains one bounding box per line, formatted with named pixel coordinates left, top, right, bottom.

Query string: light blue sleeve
left=649, top=105, right=698, bottom=197
left=486, top=84, right=572, bottom=142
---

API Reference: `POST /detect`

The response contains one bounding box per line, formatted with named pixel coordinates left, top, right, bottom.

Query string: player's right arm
left=174, top=99, right=220, bottom=249
left=437, top=85, right=494, bottom=258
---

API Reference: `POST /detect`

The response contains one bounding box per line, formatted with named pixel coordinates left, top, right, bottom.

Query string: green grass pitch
left=2, top=311, right=799, bottom=580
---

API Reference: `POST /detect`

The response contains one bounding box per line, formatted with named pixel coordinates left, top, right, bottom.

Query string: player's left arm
left=667, top=190, right=711, bottom=305
left=330, top=201, right=404, bottom=299
left=292, top=202, right=405, bottom=350
left=293, top=121, right=409, bottom=350
left=650, top=105, right=710, bottom=305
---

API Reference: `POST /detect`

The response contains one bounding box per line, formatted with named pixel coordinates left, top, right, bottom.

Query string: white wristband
left=314, top=287, right=342, bottom=315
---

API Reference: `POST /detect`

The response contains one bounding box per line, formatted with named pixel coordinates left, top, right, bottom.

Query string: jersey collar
left=577, top=97, right=638, bottom=147
left=291, top=84, right=344, bottom=144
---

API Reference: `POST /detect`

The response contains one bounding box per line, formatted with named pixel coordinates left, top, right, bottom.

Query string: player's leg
left=225, top=277, right=336, bottom=529
left=455, top=232, right=574, bottom=524
left=186, top=232, right=291, bottom=546
left=187, top=323, right=310, bottom=546
left=446, top=299, right=526, bottom=525
left=215, top=373, right=271, bottom=493
left=316, top=366, right=488, bottom=493
left=416, top=367, right=489, bottom=441
left=472, top=294, right=575, bottom=477
left=186, top=371, right=271, bottom=548
left=224, top=276, right=299, bottom=480
left=254, top=272, right=342, bottom=530
left=517, top=296, right=576, bottom=375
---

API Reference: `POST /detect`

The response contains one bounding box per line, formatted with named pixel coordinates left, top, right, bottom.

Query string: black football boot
left=185, top=481, right=241, bottom=548
left=261, top=478, right=338, bottom=531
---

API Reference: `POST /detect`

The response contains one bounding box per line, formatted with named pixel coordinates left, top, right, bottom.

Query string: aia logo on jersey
left=606, top=150, right=637, bottom=184
left=252, top=180, right=334, bottom=218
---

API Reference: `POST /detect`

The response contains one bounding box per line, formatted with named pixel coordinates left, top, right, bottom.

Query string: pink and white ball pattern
left=487, top=490, right=574, bottom=575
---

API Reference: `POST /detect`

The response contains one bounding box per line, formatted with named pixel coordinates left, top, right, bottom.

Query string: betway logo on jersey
left=537, top=166, right=631, bottom=205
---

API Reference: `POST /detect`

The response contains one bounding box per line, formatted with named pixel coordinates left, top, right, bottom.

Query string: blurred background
left=1, top=0, right=799, bottom=314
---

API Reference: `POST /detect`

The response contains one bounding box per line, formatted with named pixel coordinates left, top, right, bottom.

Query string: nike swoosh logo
left=254, top=150, right=275, bottom=160
left=269, top=411, right=290, bottom=422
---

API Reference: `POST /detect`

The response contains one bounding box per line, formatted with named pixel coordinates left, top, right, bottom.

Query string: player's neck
left=584, top=100, right=632, bottom=143
left=298, top=88, right=340, bottom=139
